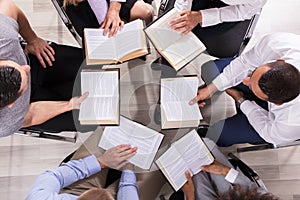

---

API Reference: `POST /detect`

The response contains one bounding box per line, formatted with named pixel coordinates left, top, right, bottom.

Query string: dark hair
left=0, top=65, right=22, bottom=108
left=219, top=185, right=280, bottom=200
left=258, top=61, right=300, bottom=104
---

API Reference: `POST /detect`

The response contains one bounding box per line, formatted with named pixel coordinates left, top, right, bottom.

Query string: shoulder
left=0, top=0, right=18, bottom=21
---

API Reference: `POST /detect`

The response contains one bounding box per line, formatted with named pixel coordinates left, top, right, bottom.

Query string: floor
left=1, top=0, right=300, bottom=199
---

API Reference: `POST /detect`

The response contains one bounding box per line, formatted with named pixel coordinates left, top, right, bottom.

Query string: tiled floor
left=1, top=0, right=300, bottom=199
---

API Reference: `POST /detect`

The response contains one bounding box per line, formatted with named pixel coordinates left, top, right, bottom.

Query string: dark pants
left=27, top=43, right=97, bottom=133
left=201, top=58, right=266, bottom=146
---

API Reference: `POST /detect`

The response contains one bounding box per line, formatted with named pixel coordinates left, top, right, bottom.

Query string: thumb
left=80, top=92, right=89, bottom=101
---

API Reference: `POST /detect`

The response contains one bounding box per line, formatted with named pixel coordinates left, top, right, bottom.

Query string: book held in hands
left=161, top=76, right=202, bottom=129
left=144, top=8, right=206, bottom=71
left=156, top=130, right=214, bottom=191
left=84, top=19, right=149, bottom=65
left=79, top=69, right=120, bottom=125
left=98, top=116, right=164, bottom=170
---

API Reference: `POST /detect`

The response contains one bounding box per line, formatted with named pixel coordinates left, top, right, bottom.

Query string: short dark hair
left=258, top=61, right=300, bottom=104
left=0, top=65, right=22, bottom=108
left=220, top=185, right=280, bottom=200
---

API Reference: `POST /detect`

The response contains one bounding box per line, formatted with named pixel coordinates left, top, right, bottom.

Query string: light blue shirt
left=26, top=155, right=138, bottom=200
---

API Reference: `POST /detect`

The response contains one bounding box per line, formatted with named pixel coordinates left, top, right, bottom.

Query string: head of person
left=0, top=60, right=30, bottom=109
left=242, top=60, right=300, bottom=105
left=77, top=187, right=114, bottom=200
left=220, top=185, right=280, bottom=200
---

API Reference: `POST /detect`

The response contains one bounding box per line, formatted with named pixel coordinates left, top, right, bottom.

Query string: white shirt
left=213, top=32, right=300, bottom=145
left=174, top=0, right=267, bottom=27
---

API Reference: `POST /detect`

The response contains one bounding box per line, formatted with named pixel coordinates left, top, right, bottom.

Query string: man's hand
left=189, top=83, right=218, bottom=107
left=100, top=2, right=124, bottom=37
left=181, top=171, right=195, bottom=200
left=225, top=88, right=244, bottom=101
left=69, top=92, right=89, bottom=110
left=169, top=10, right=202, bottom=35
left=201, top=160, right=230, bottom=177
left=24, top=37, right=55, bottom=68
left=98, top=144, right=137, bottom=169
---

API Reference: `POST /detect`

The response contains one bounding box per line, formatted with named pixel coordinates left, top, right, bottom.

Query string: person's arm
left=25, top=155, right=102, bottom=200
left=117, top=170, right=139, bottom=200
left=100, top=0, right=125, bottom=37
left=171, top=0, right=266, bottom=34
left=200, top=0, right=267, bottom=27
left=22, top=92, right=88, bottom=128
left=26, top=145, right=137, bottom=200
left=4, top=0, right=54, bottom=68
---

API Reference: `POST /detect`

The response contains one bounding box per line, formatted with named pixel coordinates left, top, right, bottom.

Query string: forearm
left=22, top=101, right=72, bottom=127
left=118, top=170, right=139, bottom=200
left=108, top=1, right=122, bottom=14
left=14, top=2, right=38, bottom=43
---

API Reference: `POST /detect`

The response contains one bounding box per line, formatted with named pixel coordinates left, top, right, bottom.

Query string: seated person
left=0, top=0, right=94, bottom=136
left=26, top=144, right=138, bottom=199
left=189, top=32, right=300, bottom=146
left=179, top=138, right=277, bottom=200
left=170, top=0, right=267, bottom=57
left=63, top=0, right=154, bottom=37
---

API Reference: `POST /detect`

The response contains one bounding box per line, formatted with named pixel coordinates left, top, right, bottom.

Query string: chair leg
left=237, top=143, right=274, bottom=153
left=15, top=129, right=77, bottom=143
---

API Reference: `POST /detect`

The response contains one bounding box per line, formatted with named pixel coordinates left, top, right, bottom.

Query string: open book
left=98, top=116, right=164, bottom=169
left=156, top=130, right=214, bottom=191
left=144, top=8, right=206, bottom=71
left=79, top=69, right=120, bottom=125
left=84, top=19, right=149, bottom=65
left=161, top=76, right=202, bottom=129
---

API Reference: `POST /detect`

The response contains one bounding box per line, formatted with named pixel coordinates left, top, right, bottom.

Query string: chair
left=51, top=0, right=82, bottom=46
left=14, top=127, right=77, bottom=143
left=237, top=139, right=300, bottom=153
left=159, top=152, right=267, bottom=200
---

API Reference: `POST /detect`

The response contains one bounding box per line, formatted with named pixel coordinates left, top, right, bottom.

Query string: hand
left=24, top=37, right=55, bottom=68
left=189, top=84, right=218, bottom=107
left=169, top=10, right=202, bottom=35
left=181, top=171, right=195, bottom=200
left=201, top=160, right=230, bottom=177
left=100, top=2, right=124, bottom=37
left=225, top=88, right=244, bottom=101
left=69, top=92, right=89, bottom=110
left=98, top=144, right=137, bottom=169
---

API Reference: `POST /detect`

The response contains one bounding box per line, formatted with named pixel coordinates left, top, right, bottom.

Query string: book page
left=173, top=130, right=214, bottom=175
left=98, top=117, right=164, bottom=169
left=161, top=34, right=206, bottom=69
left=84, top=28, right=117, bottom=60
left=162, top=101, right=202, bottom=121
left=79, top=97, right=118, bottom=120
left=161, top=77, right=198, bottom=102
left=79, top=70, right=119, bottom=123
left=145, top=8, right=182, bottom=50
left=115, top=19, right=145, bottom=59
left=156, top=146, right=189, bottom=191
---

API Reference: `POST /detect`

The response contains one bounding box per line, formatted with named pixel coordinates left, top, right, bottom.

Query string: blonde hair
left=77, top=188, right=114, bottom=200
left=63, top=0, right=83, bottom=7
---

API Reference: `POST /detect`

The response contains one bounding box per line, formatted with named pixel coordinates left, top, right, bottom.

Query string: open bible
left=98, top=116, right=164, bottom=169
left=84, top=19, right=149, bottom=65
left=79, top=69, right=120, bottom=125
left=161, top=76, right=202, bottom=129
left=156, top=130, right=214, bottom=191
left=144, top=8, right=206, bottom=71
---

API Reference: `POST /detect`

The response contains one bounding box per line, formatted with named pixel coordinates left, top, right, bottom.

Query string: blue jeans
left=202, top=58, right=266, bottom=146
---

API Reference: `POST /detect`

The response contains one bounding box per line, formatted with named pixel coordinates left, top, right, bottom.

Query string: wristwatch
left=236, top=97, right=246, bottom=108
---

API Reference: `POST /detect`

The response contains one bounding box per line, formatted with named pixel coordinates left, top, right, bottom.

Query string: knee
left=142, top=4, right=154, bottom=23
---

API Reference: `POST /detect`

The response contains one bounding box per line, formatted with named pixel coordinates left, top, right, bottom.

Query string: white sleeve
left=200, top=0, right=267, bottom=27
left=174, top=0, right=192, bottom=11
left=212, top=33, right=283, bottom=91
left=240, top=100, right=300, bottom=145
